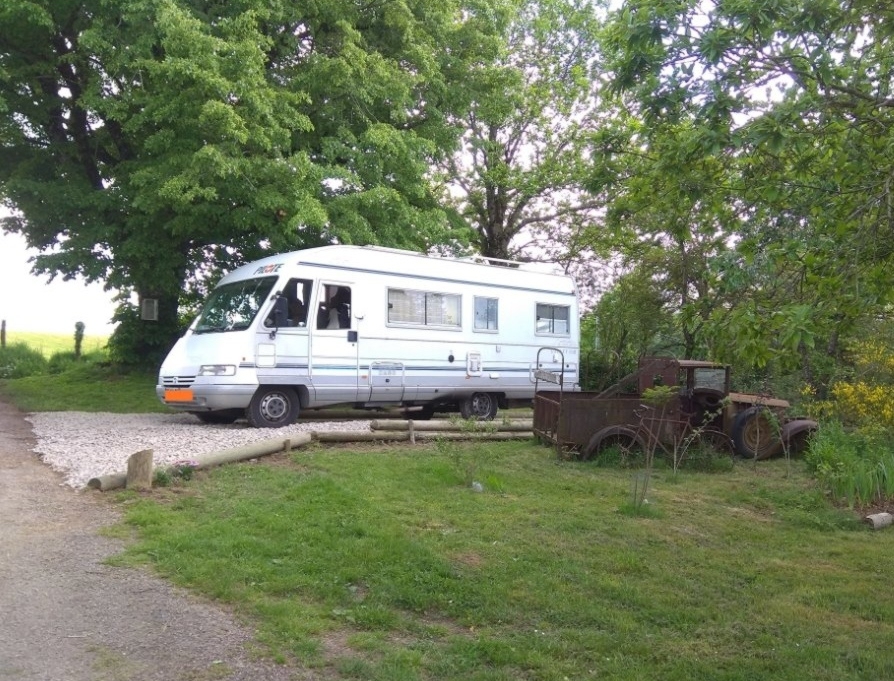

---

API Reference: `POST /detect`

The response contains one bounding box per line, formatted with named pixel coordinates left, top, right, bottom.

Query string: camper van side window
left=388, top=289, right=461, bottom=328
left=535, top=303, right=570, bottom=335
left=474, top=297, right=498, bottom=331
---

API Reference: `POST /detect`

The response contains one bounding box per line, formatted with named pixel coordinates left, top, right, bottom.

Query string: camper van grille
left=162, top=375, right=195, bottom=387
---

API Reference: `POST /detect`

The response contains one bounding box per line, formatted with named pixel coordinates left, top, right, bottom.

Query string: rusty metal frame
left=533, top=346, right=566, bottom=455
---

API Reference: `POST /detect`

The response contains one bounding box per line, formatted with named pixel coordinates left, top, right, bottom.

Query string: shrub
left=0, top=342, right=48, bottom=379
left=798, top=335, right=894, bottom=508
left=681, top=443, right=735, bottom=473
left=806, top=420, right=894, bottom=508
left=46, top=351, right=80, bottom=375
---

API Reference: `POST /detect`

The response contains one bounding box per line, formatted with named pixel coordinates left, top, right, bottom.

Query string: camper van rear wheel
left=460, top=392, right=498, bottom=421
left=247, top=387, right=300, bottom=428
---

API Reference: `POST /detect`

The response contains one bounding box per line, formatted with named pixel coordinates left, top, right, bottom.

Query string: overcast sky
left=0, top=227, right=118, bottom=336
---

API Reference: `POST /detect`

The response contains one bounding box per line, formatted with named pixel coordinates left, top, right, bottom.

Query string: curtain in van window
left=388, top=289, right=425, bottom=324
left=388, top=289, right=460, bottom=327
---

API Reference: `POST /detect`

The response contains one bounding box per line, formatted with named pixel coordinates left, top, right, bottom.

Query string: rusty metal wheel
left=582, top=426, right=645, bottom=461
left=732, top=407, right=783, bottom=460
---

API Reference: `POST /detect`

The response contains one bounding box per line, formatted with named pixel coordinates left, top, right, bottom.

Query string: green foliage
left=153, top=468, right=173, bottom=488
left=437, top=0, right=608, bottom=261
left=108, top=307, right=185, bottom=370
left=47, top=351, right=85, bottom=375
left=112, top=445, right=886, bottom=680
left=681, top=442, right=735, bottom=474
left=801, top=334, right=894, bottom=507
left=595, top=0, right=894, bottom=379
left=807, top=421, right=894, bottom=509
left=641, top=383, right=677, bottom=406
left=0, top=342, right=48, bottom=379
left=589, top=443, right=647, bottom=469
left=1, top=0, right=500, bottom=364
left=590, top=267, right=675, bottom=365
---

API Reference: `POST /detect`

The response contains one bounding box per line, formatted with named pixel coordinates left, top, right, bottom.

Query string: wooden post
left=1, top=319, right=5, bottom=349
left=126, top=449, right=154, bottom=490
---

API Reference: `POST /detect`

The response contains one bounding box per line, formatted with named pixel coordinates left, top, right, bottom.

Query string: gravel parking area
left=0, top=400, right=313, bottom=681
left=27, top=412, right=373, bottom=489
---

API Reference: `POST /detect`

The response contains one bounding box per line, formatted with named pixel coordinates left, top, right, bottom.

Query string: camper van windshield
left=194, top=277, right=277, bottom=334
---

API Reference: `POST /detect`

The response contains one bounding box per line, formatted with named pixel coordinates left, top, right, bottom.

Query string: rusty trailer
left=533, top=357, right=817, bottom=460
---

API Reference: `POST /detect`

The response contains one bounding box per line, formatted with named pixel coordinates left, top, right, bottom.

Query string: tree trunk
left=108, top=291, right=185, bottom=368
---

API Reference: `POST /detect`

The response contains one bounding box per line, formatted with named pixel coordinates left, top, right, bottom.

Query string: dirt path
left=0, top=400, right=305, bottom=681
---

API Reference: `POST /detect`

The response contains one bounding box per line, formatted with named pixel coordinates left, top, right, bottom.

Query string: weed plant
left=807, top=420, right=894, bottom=508
left=0, top=342, right=48, bottom=379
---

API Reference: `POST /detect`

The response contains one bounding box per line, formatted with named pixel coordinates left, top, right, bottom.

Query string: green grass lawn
left=0, top=362, right=168, bottom=412
left=110, top=442, right=891, bottom=681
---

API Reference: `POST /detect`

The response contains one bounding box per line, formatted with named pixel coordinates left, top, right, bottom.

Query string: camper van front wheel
left=460, top=393, right=498, bottom=421
left=247, top=387, right=300, bottom=428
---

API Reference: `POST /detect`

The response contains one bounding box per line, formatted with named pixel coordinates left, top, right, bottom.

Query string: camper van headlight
left=198, top=364, right=236, bottom=377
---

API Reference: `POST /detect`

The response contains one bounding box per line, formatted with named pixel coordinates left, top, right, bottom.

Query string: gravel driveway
left=0, top=400, right=312, bottom=681
left=26, top=410, right=372, bottom=489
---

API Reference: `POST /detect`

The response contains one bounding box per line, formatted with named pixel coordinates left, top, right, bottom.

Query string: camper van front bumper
left=156, top=382, right=258, bottom=411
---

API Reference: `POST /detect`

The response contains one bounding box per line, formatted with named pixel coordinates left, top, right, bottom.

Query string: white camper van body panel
left=156, top=245, right=579, bottom=423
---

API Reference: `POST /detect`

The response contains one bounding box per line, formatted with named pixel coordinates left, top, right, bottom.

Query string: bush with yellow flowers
left=805, top=338, right=894, bottom=508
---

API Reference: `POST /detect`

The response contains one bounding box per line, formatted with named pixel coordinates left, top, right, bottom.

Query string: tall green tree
left=597, top=0, right=894, bottom=374
left=582, top=265, right=673, bottom=388
left=588, top=112, right=743, bottom=360
left=438, top=0, right=607, bottom=262
left=0, top=0, right=500, bottom=365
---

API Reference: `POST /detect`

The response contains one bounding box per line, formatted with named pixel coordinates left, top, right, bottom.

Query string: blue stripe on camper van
left=244, top=363, right=542, bottom=374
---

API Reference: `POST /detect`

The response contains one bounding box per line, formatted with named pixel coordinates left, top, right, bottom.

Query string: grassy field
left=108, top=442, right=893, bottom=681
left=2, top=330, right=109, bottom=357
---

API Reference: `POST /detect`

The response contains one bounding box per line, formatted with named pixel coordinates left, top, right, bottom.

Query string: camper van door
left=310, top=282, right=360, bottom=403
left=255, top=277, right=312, bottom=384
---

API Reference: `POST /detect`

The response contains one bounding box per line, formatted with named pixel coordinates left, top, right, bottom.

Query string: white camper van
left=156, top=245, right=579, bottom=427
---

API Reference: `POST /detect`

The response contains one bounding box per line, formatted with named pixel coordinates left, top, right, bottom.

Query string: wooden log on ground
left=312, top=431, right=410, bottom=443
left=126, top=449, right=154, bottom=490
left=87, top=472, right=127, bottom=492
left=864, top=512, right=894, bottom=530
left=370, top=419, right=533, bottom=432
left=186, top=432, right=312, bottom=468
left=312, top=430, right=533, bottom=443
left=413, top=431, right=533, bottom=441
left=88, top=432, right=313, bottom=492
